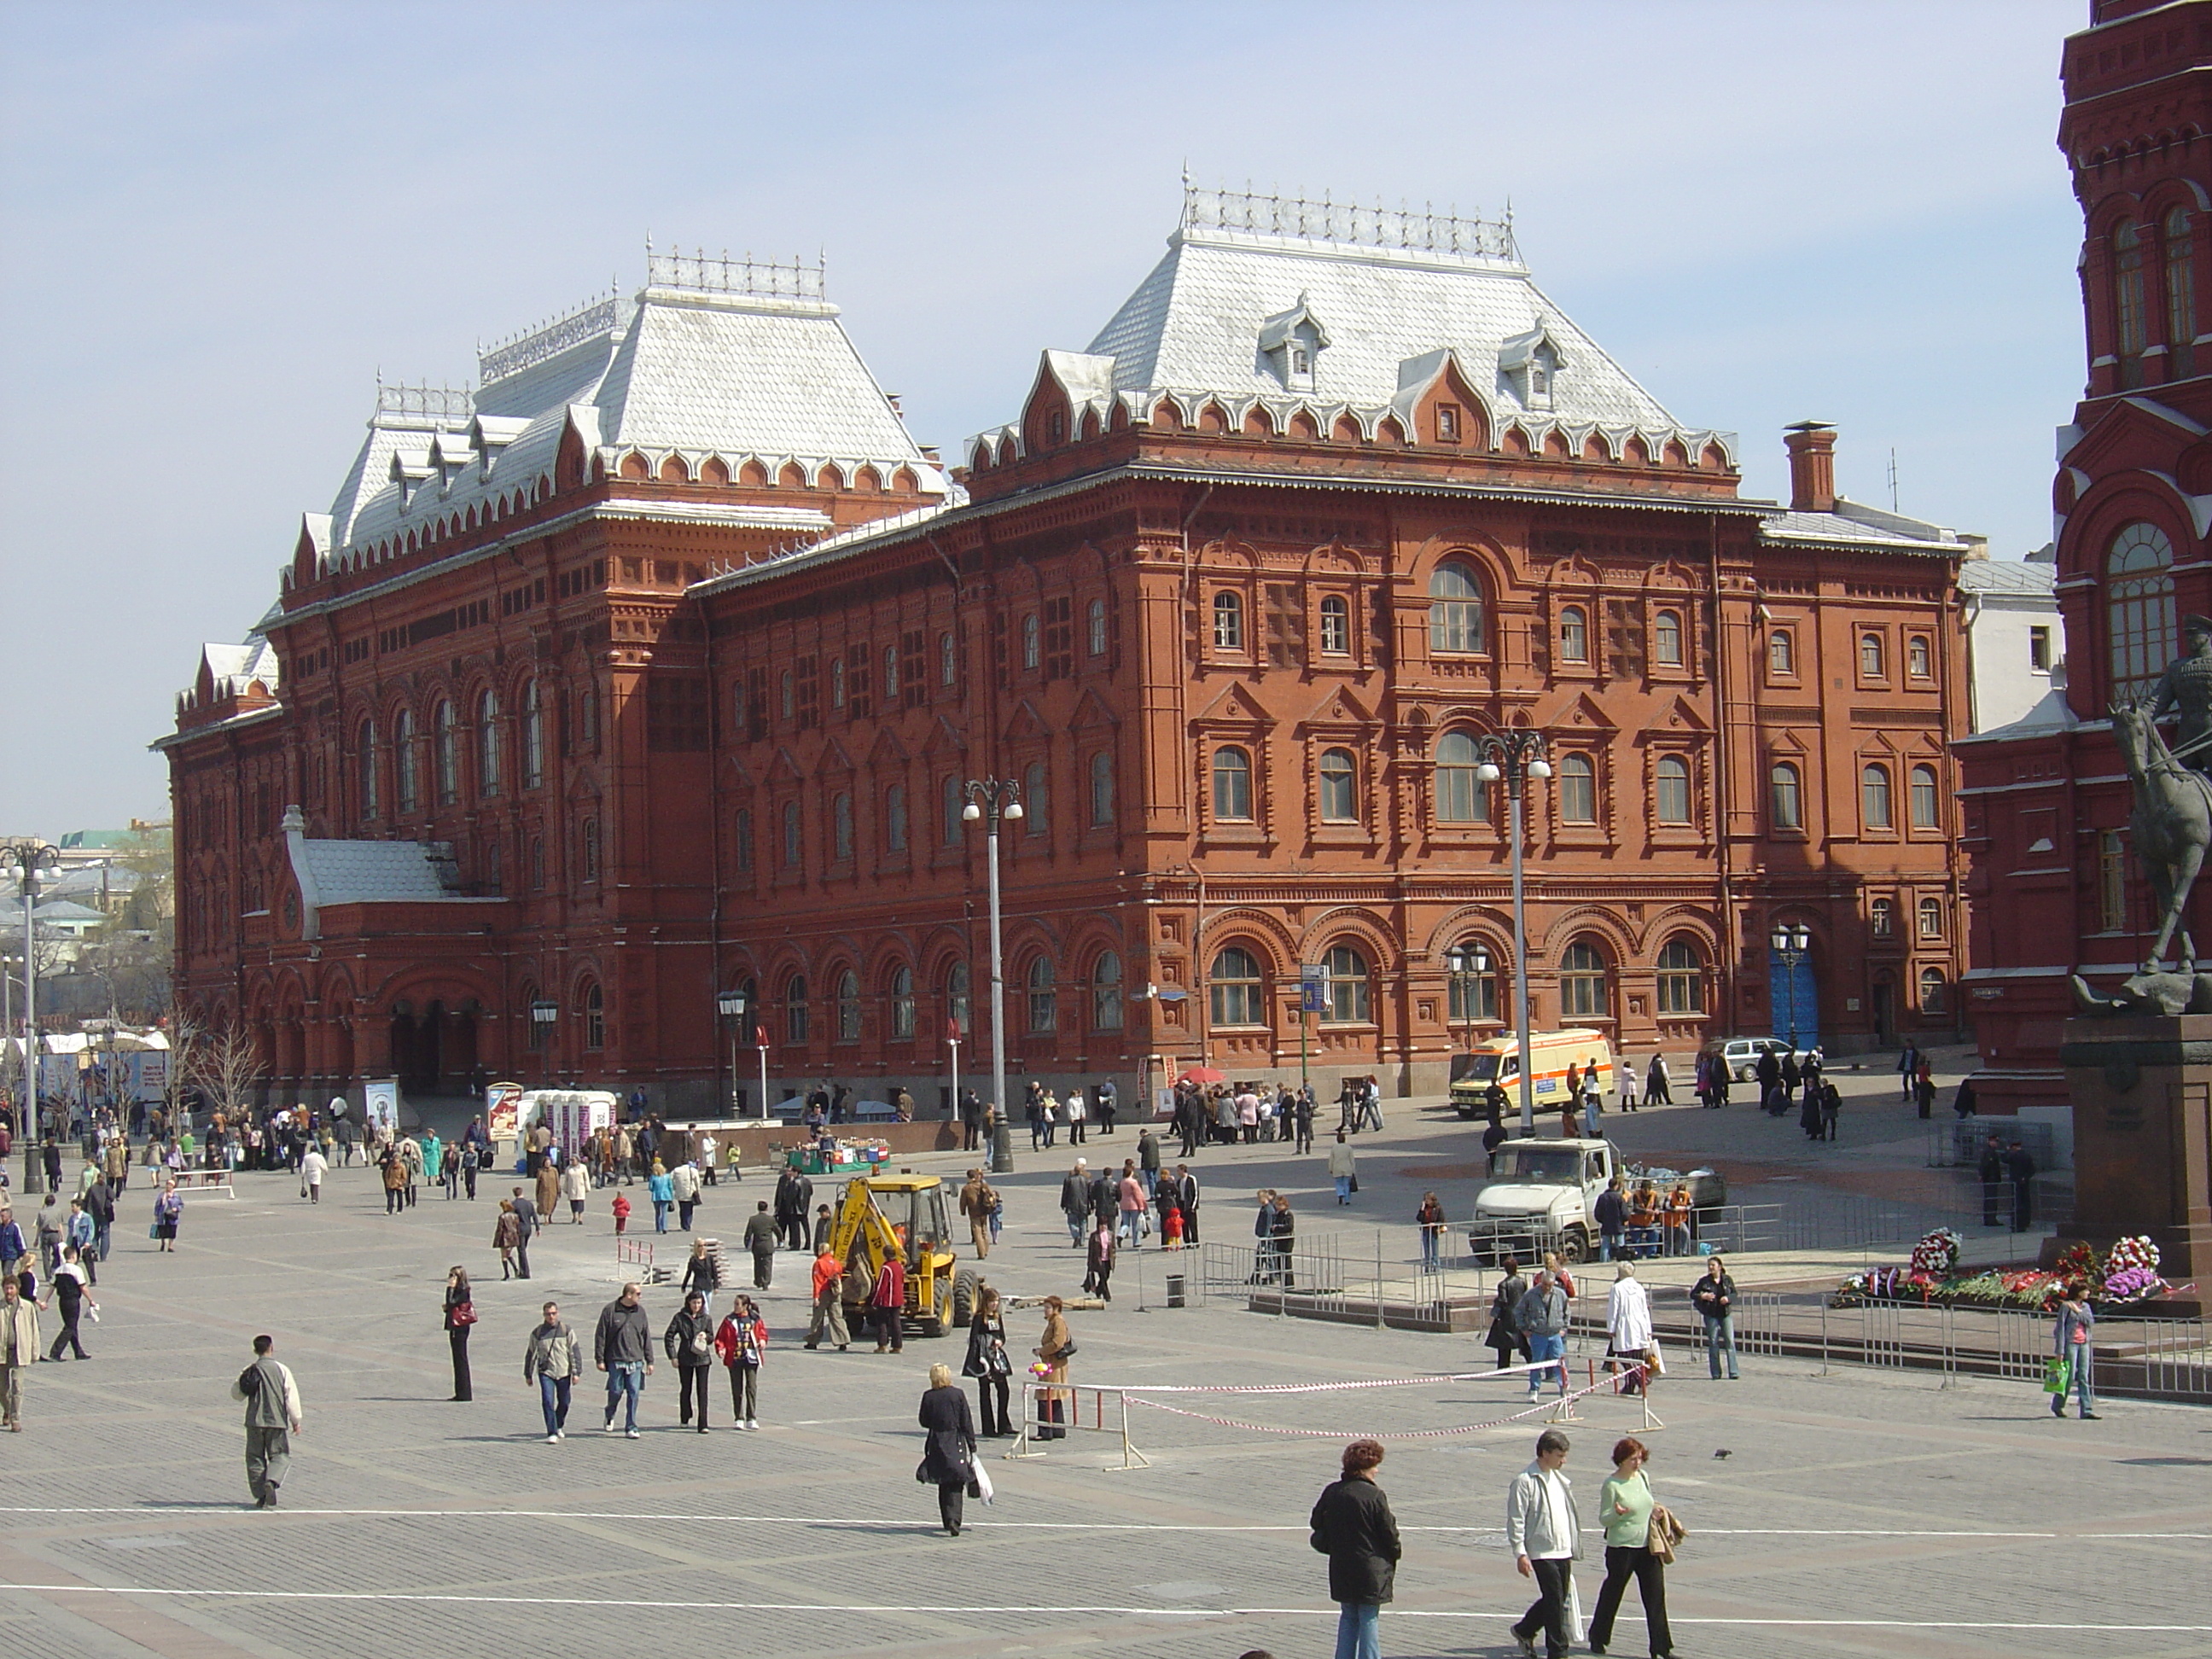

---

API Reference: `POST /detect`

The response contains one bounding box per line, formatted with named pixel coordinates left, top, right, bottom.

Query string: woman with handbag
left=963, top=1284, right=1014, bottom=1436
left=917, top=1361, right=979, bottom=1535
left=713, top=1292, right=767, bottom=1430
left=1034, top=1295, right=1072, bottom=1440
left=1308, top=1437, right=1400, bottom=1659
left=443, top=1266, right=475, bottom=1401
left=2051, top=1283, right=2099, bottom=1419
left=1486, top=1254, right=1528, bottom=1374
left=1586, top=1435, right=1676, bottom=1658
left=664, top=1289, right=716, bottom=1431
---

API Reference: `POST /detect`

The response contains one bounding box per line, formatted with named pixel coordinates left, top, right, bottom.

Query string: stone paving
left=1, top=1075, right=2203, bottom=1659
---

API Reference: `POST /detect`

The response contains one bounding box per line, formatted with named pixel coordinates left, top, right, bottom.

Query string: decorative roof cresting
left=1181, top=181, right=1518, bottom=265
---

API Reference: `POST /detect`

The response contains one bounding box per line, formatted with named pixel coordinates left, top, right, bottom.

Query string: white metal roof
left=1958, top=557, right=2058, bottom=597
left=293, top=839, right=457, bottom=907
left=1760, top=498, right=1963, bottom=554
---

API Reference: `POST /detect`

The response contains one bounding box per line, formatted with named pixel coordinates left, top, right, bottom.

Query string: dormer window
left=1258, top=294, right=1330, bottom=392
left=1499, top=327, right=1563, bottom=413
left=1436, top=404, right=1462, bottom=444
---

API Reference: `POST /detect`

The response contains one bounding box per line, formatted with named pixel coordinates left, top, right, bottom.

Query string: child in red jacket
left=611, top=1190, right=632, bottom=1236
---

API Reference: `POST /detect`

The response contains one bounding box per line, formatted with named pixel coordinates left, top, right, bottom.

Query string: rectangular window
left=991, top=614, right=1010, bottom=688
left=1435, top=404, right=1461, bottom=443
left=2100, top=830, right=2128, bottom=932
left=2029, top=626, right=2052, bottom=672
left=1043, top=600, right=1073, bottom=680
left=1319, top=597, right=1350, bottom=655
left=745, top=668, right=768, bottom=742
left=795, top=655, right=819, bottom=731
left=903, top=629, right=928, bottom=707
left=1265, top=585, right=1304, bottom=668
left=847, top=643, right=871, bottom=719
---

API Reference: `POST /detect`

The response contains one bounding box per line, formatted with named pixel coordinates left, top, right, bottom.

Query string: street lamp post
left=3, top=841, right=59, bottom=1193
left=1472, top=735, right=1551, bottom=1136
left=961, top=777, right=1023, bottom=1176
left=1769, top=921, right=1813, bottom=1052
left=716, top=989, right=747, bottom=1117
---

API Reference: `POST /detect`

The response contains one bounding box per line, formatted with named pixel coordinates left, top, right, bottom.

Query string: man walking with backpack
left=231, top=1334, right=304, bottom=1509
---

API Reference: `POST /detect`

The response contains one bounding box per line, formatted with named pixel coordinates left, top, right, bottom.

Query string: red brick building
left=1958, top=0, right=2212, bottom=1113
left=164, top=197, right=1974, bottom=1117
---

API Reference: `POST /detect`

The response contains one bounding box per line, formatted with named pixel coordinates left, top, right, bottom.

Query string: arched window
left=832, top=792, right=853, bottom=861
left=584, top=981, right=605, bottom=1050
left=2110, top=521, right=2176, bottom=699
left=1319, top=594, right=1351, bottom=655
left=1089, top=750, right=1115, bottom=826
left=358, top=719, right=379, bottom=819
left=434, top=701, right=457, bottom=805
left=1771, top=761, right=1803, bottom=830
left=835, top=970, right=861, bottom=1042
left=1656, top=939, right=1703, bottom=1015
left=830, top=656, right=846, bottom=710
left=1321, top=944, right=1371, bottom=1023
left=1558, top=754, right=1598, bottom=824
left=1429, top=562, right=1485, bottom=654
left=1446, top=938, right=1499, bottom=1022
left=1919, top=966, right=1947, bottom=1015
left=943, top=776, right=963, bottom=844
left=1558, top=604, right=1590, bottom=663
left=1086, top=599, right=1108, bottom=657
left=1653, top=609, right=1684, bottom=667
left=946, top=961, right=970, bottom=1037
left=1871, top=896, right=1895, bottom=937
left=1918, top=896, right=1944, bottom=940
left=1091, top=951, right=1124, bottom=1030
left=1023, top=760, right=1048, bottom=838
left=2116, top=219, right=2149, bottom=386
left=2167, top=207, right=2197, bottom=379
left=521, top=680, right=542, bottom=789
left=1769, top=629, right=1795, bottom=676
left=1560, top=940, right=1609, bottom=1018
left=782, top=799, right=801, bottom=868
left=1907, top=636, right=1932, bottom=678
left=784, top=975, right=809, bottom=1044
left=1435, top=730, right=1485, bottom=824
left=478, top=688, right=502, bottom=796
left=1655, top=754, right=1692, bottom=825
left=1212, top=746, right=1254, bottom=820
left=1318, top=748, right=1358, bottom=822
left=884, top=785, right=907, bottom=852
left=1026, top=957, right=1057, bottom=1033
left=890, top=965, right=916, bottom=1039
left=394, top=709, right=419, bottom=814
left=1861, top=763, right=1894, bottom=830
left=1910, top=764, right=1941, bottom=830
left=1022, top=613, right=1040, bottom=670
left=940, top=630, right=958, bottom=685
left=1859, top=632, right=1884, bottom=679
left=1209, top=946, right=1264, bottom=1026
left=1213, top=590, right=1245, bottom=650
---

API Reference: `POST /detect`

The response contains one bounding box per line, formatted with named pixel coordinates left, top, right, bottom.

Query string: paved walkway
left=1, top=1075, right=2196, bottom=1659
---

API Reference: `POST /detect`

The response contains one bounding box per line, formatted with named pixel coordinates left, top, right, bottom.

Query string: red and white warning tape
left=1120, top=1364, right=1649, bottom=1441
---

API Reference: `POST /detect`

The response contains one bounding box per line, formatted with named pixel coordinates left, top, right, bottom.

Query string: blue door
left=1769, top=955, right=1819, bottom=1050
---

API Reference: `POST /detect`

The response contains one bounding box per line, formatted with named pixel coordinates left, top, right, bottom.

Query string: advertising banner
left=486, top=1080, right=523, bottom=1140
left=363, top=1078, right=400, bottom=1136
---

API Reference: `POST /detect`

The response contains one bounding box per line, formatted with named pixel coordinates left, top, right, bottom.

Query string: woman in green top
left=1586, top=1435, right=1674, bottom=1657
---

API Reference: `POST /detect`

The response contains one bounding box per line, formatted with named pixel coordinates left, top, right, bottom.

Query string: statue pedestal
left=2053, top=1016, right=2212, bottom=1284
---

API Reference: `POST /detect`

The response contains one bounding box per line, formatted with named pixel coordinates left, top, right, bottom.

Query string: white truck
left=1466, top=1139, right=1730, bottom=1264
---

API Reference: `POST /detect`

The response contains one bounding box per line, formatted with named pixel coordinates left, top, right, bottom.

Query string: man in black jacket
left=1172, top=1165, right=1200, bottom=1245
left=594, top=1283, right=654, bottom=1437
left=1310, top=1438, right=1400, bottom=1659
left=1593, top=1181, right=1627, bottom=1261
left=2006, top=1141, right=2037, bottom=1231
left=1976, top=1135, right=2005, bottom=1226
left=1691, top=1257, right=1739, bottom=1380
left=1058, top=1161, right=1091, bottom=1248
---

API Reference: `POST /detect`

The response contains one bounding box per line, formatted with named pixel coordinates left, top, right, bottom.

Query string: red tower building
left=1959, top=2, right=2212, bottom=1112
left=165, top=197, right=1975, bottom=1118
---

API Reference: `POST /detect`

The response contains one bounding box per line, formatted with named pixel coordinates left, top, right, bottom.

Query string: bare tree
left=183, top=1021, right=263, bottom=1123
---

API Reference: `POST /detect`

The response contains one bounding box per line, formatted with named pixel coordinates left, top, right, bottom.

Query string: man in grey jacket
left=593, top=1283, right=655, bottom=1438
left=1058, top=1161, right=1091, bottom=1247
left=1514, top=1271, right=1572, bottom=1402
left=1504, top=1429, right=1581, bottom=1659
left=231, top=1334, right=305, bottom=1509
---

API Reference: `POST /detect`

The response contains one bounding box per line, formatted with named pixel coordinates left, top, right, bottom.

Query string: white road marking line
left=0, top=1585, right=2201, bottom=1632
left=0, top=1506, right=2206, bottom=1540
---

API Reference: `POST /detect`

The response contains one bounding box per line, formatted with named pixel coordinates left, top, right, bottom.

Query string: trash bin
left=1165, top=1272, right=1185, bottom=1308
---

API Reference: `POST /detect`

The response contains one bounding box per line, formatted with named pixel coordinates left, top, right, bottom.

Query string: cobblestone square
left=3, top=1091, right=2207, bottom=1659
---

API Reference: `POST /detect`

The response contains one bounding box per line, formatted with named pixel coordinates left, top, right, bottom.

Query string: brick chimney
left=1783, top=421, right=1837, bottom=513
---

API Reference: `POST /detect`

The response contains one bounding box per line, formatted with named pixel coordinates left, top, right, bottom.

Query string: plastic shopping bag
left=2041, top=1356, right=2070, bottom=1394
left=970, top=1461, right=995, bottom=1505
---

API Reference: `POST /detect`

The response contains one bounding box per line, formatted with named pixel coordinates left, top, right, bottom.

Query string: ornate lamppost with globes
left=3, top=840, right=60, bottom=1193
left=1470, top=734, right=1551, bottom=1135
left=961, top=777, right=1022, bottom=1175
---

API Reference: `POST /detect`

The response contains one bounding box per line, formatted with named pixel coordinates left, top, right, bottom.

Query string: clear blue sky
left=1, top=0, right=2087, bottom=835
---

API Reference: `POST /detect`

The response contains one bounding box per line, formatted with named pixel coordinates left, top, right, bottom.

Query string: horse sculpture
left=2110, top=697, right=2212, bottom=971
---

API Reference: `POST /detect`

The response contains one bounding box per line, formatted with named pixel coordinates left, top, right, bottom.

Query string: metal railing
left=2141, top=1317, right=2212, bottom=1396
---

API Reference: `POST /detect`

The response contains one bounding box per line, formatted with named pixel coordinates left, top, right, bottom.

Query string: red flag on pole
left=753, top=1025, right=768, bottom=1049
left=946, top=1017, right=963, bottom=1045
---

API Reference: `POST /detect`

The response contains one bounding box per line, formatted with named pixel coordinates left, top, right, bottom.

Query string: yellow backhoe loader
left=824, top=1172, right=979, bottom=1337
